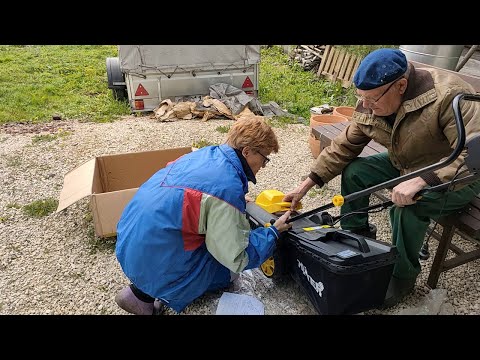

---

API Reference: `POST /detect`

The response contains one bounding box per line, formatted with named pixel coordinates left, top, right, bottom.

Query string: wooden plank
left=344, top=56, right=362, bottom=88
left=320, top=123, right=342, bottom=137
left=324, top=121, right=387, bottom=154
left=469, top=196, right=480, bottom=208
left=300, top=45, right=323, bottom=59
left=463, top=204, right=480, bottom=221
left=344, top=55, right=356, bottom=80
left=329, top=49, right=339, bottom=76
left=450, top=212, right=480, bottom=238
left=312, top=125, right=336, bottom=141
left=342, top=56, right=356, bottom=88
left=323, top=47, right=335, bottom=76
left=442, top=248, right=480, bottom=270
left=334, top=50, right=345, bottom=79
left=313, top=123, right=377, bottom=157
left=332, top=50, right=344, bottom=81
left=317, top=45, right=331, bottom=77
left=320, top=133, right=333, bottom=150
left=329, top=122, right=348, bottom=131
left=338, top=51, right=349, bottom=80
left=318, top=132, right=373, bottom=157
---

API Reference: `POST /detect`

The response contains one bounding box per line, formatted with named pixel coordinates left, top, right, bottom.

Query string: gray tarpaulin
left=119, top=45, right=260, bottom=74
left=155, top=83, right=306, bottom=125
left=209, top=83, right=306, bottom=124
left=209, top=83, right=263, bottom=115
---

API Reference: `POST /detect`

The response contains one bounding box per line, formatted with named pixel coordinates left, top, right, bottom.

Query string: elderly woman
left=115, top=117, right=292, bottom=315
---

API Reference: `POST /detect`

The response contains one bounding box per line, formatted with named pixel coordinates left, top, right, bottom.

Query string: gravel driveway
left=1, top=116, right=479, bottom=315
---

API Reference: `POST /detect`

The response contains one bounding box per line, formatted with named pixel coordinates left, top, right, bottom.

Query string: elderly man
left=284, top=48, right=480, bottom=308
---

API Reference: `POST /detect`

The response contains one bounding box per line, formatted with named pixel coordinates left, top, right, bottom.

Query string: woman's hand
left=273, top=210, right=293, bottom=233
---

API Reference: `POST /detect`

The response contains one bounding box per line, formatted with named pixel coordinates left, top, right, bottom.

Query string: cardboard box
left=56, top=147, right=192, bottom=238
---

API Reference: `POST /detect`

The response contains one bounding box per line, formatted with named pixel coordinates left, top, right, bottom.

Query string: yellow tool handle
left=332, top=195, right=344, bottom=207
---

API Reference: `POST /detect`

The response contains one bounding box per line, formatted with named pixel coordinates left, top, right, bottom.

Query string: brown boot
left=115, top=286, right=155, bottom=315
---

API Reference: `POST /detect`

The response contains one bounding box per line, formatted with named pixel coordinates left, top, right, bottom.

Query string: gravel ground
left=1, top=116, right=479, bottom=315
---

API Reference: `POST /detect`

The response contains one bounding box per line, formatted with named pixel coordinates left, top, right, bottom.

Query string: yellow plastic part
left=302, top=225, right=332, bottom=231
left=255, top=189, right=302, bottom=214
left=260, top=257, right=275, bottom=277
left=332, top=194, right=344, bottom=207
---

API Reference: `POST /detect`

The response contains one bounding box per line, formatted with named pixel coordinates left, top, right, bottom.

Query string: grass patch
left=6, top=203, right=21, bottom=209
left=32, top=134, right=57, bottom=143
left=0, top=215, right=10, bottom=222
left=83, top=211, right=116, bottom=254
left=215, top=125, right=230, bottom=133
left=0, top=45, right=131, bottom=124
left=86, top=225, right=116, bottom=254
left=307, top=186, right=326, bottom=198
left=259, top=46, right=357, bottom=121
left=266, top=115, right=301, bottom=129
left=335, top=45, right=398, bottom=58
left=6, top=155, right=21, bottom=167
left=31, top=129, right=71, bottom=144
left=23, top=198, right=58, bottom=217
left=192, top=139, right=217, bottom=149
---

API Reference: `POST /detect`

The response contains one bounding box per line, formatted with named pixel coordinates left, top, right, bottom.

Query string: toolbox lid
left=289, top=227, right=399, bottom=274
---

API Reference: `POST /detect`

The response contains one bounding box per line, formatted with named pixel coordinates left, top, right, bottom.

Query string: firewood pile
left=291, top=45, right=327, bottom=72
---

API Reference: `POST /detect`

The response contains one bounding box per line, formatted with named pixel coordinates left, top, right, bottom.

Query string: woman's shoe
left=115, top=286, right=155, bottom=315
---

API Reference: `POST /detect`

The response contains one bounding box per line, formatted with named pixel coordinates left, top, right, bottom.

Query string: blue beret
left=353, top=48, right=408, bottom=90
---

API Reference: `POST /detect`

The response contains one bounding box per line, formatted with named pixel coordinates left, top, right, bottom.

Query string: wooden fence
left=316, top=45, right=363, bottom=88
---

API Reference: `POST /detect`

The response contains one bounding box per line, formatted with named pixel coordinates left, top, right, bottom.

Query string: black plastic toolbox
left=246, top=202, right=399, bottom=315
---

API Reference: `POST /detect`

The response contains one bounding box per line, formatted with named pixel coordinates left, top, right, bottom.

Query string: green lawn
left=0, top=45, right=130, bottom=124
left=0, top=45, right=362, bottom=124
left=259, top=46, right=357, bottom=120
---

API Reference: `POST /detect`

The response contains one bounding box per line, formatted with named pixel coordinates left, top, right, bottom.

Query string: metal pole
left=455, top=45, right=479, bottom=72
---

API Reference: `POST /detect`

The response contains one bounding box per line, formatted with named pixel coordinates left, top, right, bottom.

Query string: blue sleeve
left=243, top=226, right=279, bottom=270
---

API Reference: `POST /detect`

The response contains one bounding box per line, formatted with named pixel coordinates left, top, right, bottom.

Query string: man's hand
left=391, top=177, right=428, bottom=206
left=283, top=191, right=305, bottom=211
left=283, top=177, right=316, bottom=210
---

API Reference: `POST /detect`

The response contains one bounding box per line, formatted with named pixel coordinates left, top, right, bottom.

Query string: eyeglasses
left=355, top=77, right=402, bottom=105
left=256, top=150, right=270, bottom=167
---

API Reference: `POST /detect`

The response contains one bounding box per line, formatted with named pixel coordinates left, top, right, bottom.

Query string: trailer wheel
left=106, top=57, right=127, bottom=102
left=112, top=87, right=127, bottom=101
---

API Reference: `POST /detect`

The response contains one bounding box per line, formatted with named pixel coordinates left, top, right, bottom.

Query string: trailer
left=106, top=45, right=261, bottom=113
